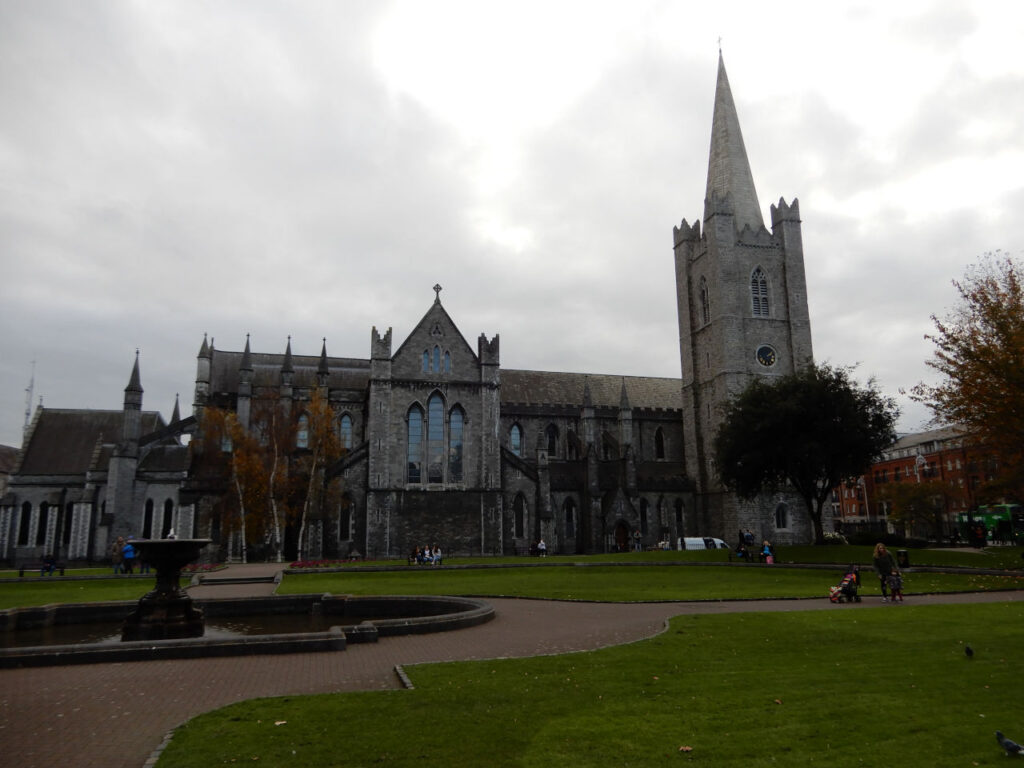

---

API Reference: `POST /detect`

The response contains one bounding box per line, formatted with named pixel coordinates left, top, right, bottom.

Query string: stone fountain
left=121, top=538, right=212, bottom=641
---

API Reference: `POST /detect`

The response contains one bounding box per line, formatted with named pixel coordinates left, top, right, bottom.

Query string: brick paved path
left=1, top=564, right=1021, bottom=768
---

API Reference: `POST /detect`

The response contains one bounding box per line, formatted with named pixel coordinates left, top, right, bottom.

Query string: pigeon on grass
left=965, top=644, right=974, bottom=659
left=996, top=731, right=1024, bottom=756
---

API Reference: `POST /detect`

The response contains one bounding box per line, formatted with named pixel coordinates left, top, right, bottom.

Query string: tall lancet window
left=427, top=393, right=445, bottom=483
left=448, top=406, right=464, bottom=483
left=699, top=277, right=710, bottom=325
left=407, top=406, right=424, bottom=484
left=751, top=267, right=769, bottom=316
left=339, top=414, right=353, bottom=450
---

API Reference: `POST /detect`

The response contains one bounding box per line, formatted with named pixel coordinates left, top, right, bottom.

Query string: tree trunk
left=268, top=447, right=283, bottom=563
left=296, top=448, right=320, bottom=563
left=806, top=496, right=826, bottom=544
left=232, top=472, right=248, bottom=564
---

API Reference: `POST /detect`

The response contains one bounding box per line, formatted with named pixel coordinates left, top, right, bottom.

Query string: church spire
left=125, top=349, right=143, bottom=396
left=240, top=334, right=253, bottom=372
left=704, top=52, right=764, bottom=232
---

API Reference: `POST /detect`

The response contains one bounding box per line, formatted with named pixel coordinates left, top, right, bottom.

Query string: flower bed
left=182, top=563, right=227, bottom=574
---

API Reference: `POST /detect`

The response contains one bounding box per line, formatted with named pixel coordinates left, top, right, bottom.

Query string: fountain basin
left=0, top=593, right=494, bottom=668
left=120, top=538, right=211, bottom=641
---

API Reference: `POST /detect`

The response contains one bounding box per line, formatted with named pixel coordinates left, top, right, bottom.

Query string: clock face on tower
left=756, top=345, right=777, bottom=367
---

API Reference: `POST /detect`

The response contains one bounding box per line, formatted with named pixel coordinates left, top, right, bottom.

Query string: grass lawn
left=298, top=545, right=1024, bottom=570
left=156, top=601, right=1024, bottom=767
left=0, top=577, right=183, bottom=609
left=0, top=567, right=112, bottom=579
left=278, top=565, right=1024, bottom=601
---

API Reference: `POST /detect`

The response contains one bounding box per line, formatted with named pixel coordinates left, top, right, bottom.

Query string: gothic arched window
left=444, top=350, right=451, bottom=373
left=339, top=414, right=353, bottom=450
left=143, top=499, right=154, bottom=539
left=564, top=497, right=576, bottom=538
left=422, top=350, right=430, bottom=372
left=407, top=405, right=424, bottom=484
left=162, top=499, right=174, bottom=538
left=433, top=346, right=441, bottom=373
left=36, top=502, right=49, bottom=547
left=449, top=406, right=464, bottom=482
left=510, top=424, right=523, bottom=457
left=545, top=424, right=558, bottom=456
left=427, top=393, right=445, bottom=483
left=655, top=428, right=665, bottom=460
left=18, top=502, right=31, bottom=546
left=751, top=267, right=769, bottom=316
left=775, top=503, right=789, bottom=529
left=296, top=413, right=309, bottom=449
left=699, top=277, right=710, bottom=325
left=513, top=494, right=527, bottom=539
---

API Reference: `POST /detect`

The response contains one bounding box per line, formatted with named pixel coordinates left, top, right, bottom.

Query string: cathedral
left=0, top=54, right=815, bottom=564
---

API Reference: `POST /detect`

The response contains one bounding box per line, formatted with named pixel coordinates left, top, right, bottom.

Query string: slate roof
left=17, top=409, right=163, bottom=476
left=0, top=445, right=18, bottom=475
left=887, top=425, right=966, bottom=453
left=501, top=370, right=682, bottom=411
left=209, top=350, right=371, bottom=393
left=139, top=444, right=191, bottom=473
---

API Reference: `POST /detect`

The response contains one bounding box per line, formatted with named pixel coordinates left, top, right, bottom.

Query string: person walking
left=110, top=536, right=124, bottom=574
left=872, top=542, right=897, bottom=603
left=122, top=538, right=137, bottom=575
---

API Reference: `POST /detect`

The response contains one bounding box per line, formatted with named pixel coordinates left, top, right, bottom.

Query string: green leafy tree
left=714, top=363, right=899, bottom=544
left=910, top=253, right=1024, bottom=502
left=877, top=478, right=952, bottom=538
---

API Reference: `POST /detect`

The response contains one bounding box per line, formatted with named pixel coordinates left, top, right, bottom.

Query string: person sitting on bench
left=40, top=554, right=57, bottom=576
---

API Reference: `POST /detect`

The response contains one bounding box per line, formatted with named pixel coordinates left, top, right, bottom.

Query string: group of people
left=109, top=536, right=147, bottom=574
left=410, top=544, right=443, bottom=565
left=735, top=530, right=775, bottom=563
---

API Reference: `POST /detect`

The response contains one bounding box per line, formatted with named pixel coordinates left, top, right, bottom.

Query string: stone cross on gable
left=433, top=283, right=442, bottom=301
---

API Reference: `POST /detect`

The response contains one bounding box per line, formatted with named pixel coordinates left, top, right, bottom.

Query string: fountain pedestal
left=121, top=539, right=212, bottom=641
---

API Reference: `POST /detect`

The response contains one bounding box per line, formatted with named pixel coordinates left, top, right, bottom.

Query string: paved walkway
left=1, top=564, right=1022, bottom=768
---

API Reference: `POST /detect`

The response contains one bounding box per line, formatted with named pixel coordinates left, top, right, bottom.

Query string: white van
left=679, top=536, right=730, bottom=551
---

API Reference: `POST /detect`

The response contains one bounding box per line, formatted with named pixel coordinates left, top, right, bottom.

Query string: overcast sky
left=1, top=0, right=1022, bottom=449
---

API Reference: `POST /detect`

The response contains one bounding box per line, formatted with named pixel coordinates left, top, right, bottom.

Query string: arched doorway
left=614, top=521, right=629, bottom=552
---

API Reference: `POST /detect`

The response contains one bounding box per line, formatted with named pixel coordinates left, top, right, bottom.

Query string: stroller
left=829, top=565, right=862, bottom=603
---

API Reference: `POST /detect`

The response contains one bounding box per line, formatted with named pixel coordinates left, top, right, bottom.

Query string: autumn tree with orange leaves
left=197, top=408, right=271, bottom=563
left=911, top=253, right=1024, bottom=503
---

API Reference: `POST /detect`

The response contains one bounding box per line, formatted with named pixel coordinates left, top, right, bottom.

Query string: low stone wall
left=0, top=593, right=494, bottom=668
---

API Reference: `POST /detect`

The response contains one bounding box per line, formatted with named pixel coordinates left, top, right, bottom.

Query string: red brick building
left=835, top=426, right=994, bottom=539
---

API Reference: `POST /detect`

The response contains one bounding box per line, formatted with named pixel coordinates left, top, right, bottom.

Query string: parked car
left=679, top=536, right=729, bottom=550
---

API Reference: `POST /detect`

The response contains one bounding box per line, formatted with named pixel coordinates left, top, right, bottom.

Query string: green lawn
left=157, top=601, right=1024, bottom=767
left=279, top=565, right=1024, bottom=601
left=298, top=544, right=1024, bottom=570
left=0, top=577, right=183, bottom=609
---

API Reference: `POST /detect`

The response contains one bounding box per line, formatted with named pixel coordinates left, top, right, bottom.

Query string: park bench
left=19, top=561, right=66, bottom=577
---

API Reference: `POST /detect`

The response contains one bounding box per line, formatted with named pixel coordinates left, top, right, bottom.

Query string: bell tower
left=674, top=53, right=814, bottom=541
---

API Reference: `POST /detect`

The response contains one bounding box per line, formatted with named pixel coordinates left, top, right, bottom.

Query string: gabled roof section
left=705, top=52, right=764, bottom=233
left=391, top=295, right=478, bottom=364
left=17, top=409, right=164, bottom=475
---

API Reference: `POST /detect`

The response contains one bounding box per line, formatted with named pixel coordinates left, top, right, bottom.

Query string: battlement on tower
left=478, top=333, right=500, bottom=365
left=673, top=218, right=701, bottom=246
left=371, top=326, right=392, bottom=360
left=770, top=197, right=801, bottom=227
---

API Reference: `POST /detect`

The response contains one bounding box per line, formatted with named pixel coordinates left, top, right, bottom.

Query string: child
left=887, top=570, right=904, bottom=603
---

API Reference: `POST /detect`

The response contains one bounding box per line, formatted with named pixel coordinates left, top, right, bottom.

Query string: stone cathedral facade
left=0, top=54, right=816, bottom=564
